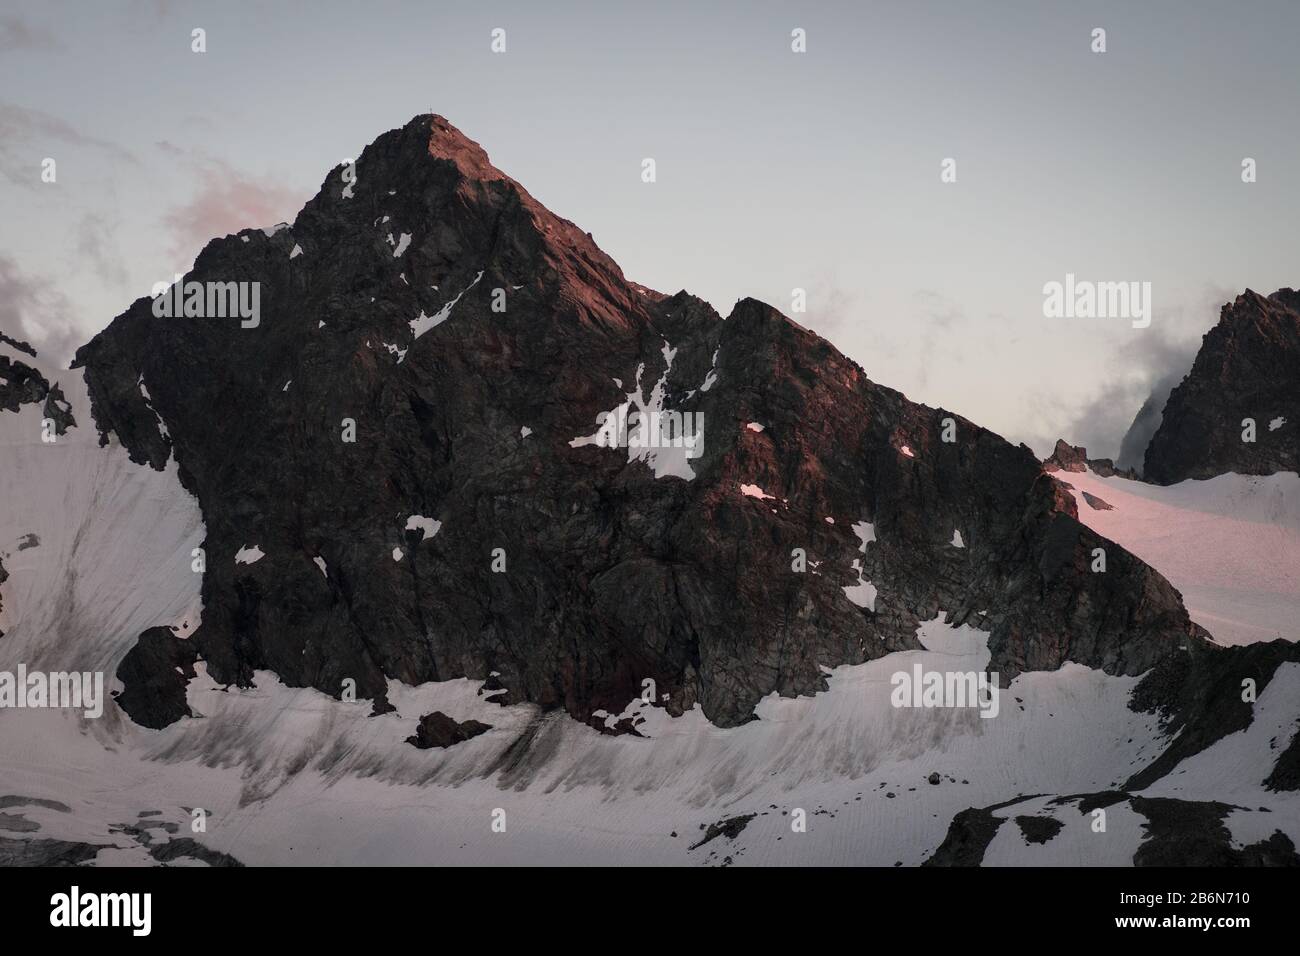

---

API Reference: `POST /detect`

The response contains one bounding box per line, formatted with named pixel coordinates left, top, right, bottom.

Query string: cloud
left=0, top=15, right=59, bottom=54
left=1049, top=284, right=1234, bottom=464
left=75, top=214, right=129, bottom=289
left=909, top=289, right=971, bottom=390
left=801, top=282, right=861, bottom=340
left=0, top=101, right=138, bottom=186
left=159, top=150, right=310, bottom=262
left=130, top=0, right=178, bottom=18
left=1113, top=363, right=1193, bottom=472
left=0, top=255, right=82, bottom=367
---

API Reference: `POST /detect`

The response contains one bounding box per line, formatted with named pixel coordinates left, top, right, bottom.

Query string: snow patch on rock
left=842, top=521, right=878, bottom=610
left=410, top=271, right=483, bottom=340
left=405, top=515, right=441, bottom=541
left=235, top=545, right=265, bottom=566
left=569, top=340, right=701, bottom=480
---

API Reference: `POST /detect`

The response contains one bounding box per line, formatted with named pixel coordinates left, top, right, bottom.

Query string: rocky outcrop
left=925, top=792, right=1300, bottom=866
left=1, top=358, right=74, bottom=434
left=922, top=794, right=1042, bottom=866
left=1128, top=797, right=1299, bottom=867
left=1042, top=438, right=1136, bottom=479
left=0, top=354, right=47, bottom=413
left=1144, top=289, right=1300, bottom=484
left=0, top=340, right=75, bottom=434
left=406, top=712, right=492, bottom=749
left=1015, top=815, right=1063, bottom=844
left=0, top=331, right=37, bottom=358
left=75, top=115, right=1206, bottom=731
left=114, top=627, right=199, bottom=729
left=688, top=813, right=756, bottom=851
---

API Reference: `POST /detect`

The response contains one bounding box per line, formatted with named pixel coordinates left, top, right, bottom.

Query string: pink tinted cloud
left=162, top=158, right=311, bottom=261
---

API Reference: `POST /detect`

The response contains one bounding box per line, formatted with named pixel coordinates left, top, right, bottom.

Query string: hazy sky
left=3, top=0, right=1298, bottom=457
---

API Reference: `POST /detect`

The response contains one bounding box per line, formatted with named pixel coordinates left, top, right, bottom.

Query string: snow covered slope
left=2, top=601, right=1296, bottom=866
left=0, top=613, right=1157, bottom=865
left=1057, top=468, right=1300, bottom=646
left=0, top=341, right=204, bottom=674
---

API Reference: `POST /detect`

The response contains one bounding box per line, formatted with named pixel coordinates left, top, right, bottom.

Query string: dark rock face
left=406, top=711, right=492, bottom=749
left=922, top=794, right=1041, bottom=866
left=1126, top=637, right=1300, bottom=791
left=1014, top=815, right=1063, bottom=845
left=1144, top=289, right=1300, bottom=484
left=927, top=792, right=1300, bottom=866
left=0, top=835, right=103, bottom=866
left=1265, top=723, right=1300, bottom=792
left=0, top=354, right=47, bottom=412
left=114, top=627, right=199, bottom=729
left=75, top=115, right=1206, bottom=731
left=147, top=838, right=244, bottom=867
left=1129, top=797, right=1299, bottom=867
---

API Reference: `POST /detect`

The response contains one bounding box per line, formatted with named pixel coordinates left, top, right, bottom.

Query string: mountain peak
left=423, top=113, right=506, bottom=183
left=1144, top=286, right=1299, bottom=483
left=71, top=114, right=1203, bottom=733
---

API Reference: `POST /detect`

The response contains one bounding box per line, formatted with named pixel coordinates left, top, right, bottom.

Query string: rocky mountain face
left=73, top=115, right=1208, bottom=733
left=1144, top=289, right=1300, bottom=484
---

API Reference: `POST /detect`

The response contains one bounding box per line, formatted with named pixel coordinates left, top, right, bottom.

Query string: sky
left=2, top=0, right=1299, bottom=459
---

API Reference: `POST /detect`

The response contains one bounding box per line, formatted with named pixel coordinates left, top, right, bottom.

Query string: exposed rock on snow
left=114, top=627, right=199, bottom=729
left=405, top=711, right=492, bottom=749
